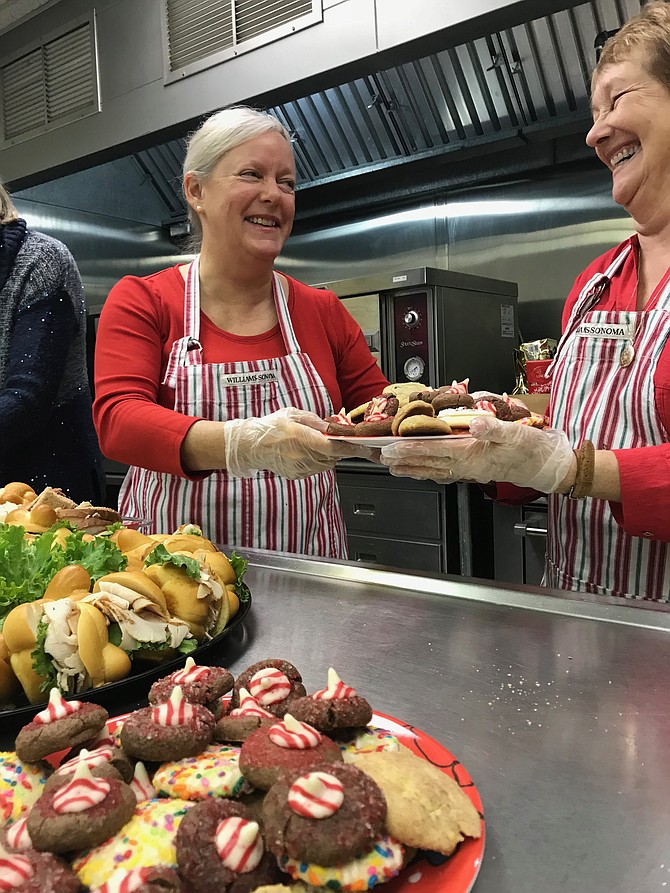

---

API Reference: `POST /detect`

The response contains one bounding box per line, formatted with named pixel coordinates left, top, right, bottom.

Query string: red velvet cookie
left=148, top=658, right=234, bottom=710
left=239, top=715, right=343, bottom=791
left=287, top=669, right=373, bottom=734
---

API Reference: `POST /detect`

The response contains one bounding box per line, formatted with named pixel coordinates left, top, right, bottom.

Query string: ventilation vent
left=164, top=0, right=321, bottom=82
left=0, top=16, right=99, bottom=147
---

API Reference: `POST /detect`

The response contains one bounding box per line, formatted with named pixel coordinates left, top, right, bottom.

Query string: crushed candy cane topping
left=215, top=817, right=264, bottom=873
left=230, top=687, right=273, bottom=719
left=269, top=713, right=322, bottom=749
left=52, top=760, right=110, bottom=814
left=33, top=687, right=82, bottom=724
left=312, top=668, right=357, bottom=701
left=288, top=771, right=344, bottom=819
left=248, top=668, right=291, bottom=705
left=152, top=685, right=197, bottom=727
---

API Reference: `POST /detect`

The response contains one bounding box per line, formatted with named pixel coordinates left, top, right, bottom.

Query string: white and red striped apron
left=119, top=258, right=347, bottom=558
left=546, top=244, right=670, bottom=600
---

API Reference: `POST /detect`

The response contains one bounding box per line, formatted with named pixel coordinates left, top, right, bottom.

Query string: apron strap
left=162, top=256, right=204, bottom=388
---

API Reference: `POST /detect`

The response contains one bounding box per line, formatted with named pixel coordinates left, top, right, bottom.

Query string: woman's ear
left=183, top=172, right=204, bottom=211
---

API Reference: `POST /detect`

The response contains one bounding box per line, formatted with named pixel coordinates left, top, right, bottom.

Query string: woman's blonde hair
left=0, top=179, right=19, bottom=225
left=183, top=105, right=292, bottom=242
left=594, top=0, right=670, bottom=90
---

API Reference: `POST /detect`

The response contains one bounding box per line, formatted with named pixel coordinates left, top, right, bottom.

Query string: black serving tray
left=0, top=594, right=251, bottom=747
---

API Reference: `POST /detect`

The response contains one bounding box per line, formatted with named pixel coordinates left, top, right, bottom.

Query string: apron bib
left=546, top=245, right=670, bottom=600
left=120, top=258, right=348, bottom=558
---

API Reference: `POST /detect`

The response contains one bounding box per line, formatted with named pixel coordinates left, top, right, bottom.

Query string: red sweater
left=500, top=234, right=670, bottom=542
left=93, top=265, right=389, bottom=476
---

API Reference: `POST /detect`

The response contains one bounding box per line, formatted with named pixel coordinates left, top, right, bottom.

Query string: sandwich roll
left=77, top=602, right=131, bottom=687
left=3, top=599, right=50, bottom=704
left=0, top=481, right=38, bottom=505
left=159, top=533, right=218, bottom=555
left=43, top=564, right=91, bottom=600
left=191, top=548, right=236, bottom=585
left=87, top=571, right=192, bottom=654
left=111, top=527, right=156, bottom=555
left=0, top=633, right=20, bottom=702
left=4, top=503, right=58, bottom=533
left=143, top=558, right=228, bottom=641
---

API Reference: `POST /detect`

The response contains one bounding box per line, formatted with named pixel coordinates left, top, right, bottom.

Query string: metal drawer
left=346, top=534, right=443, bottom=573
left=337, top=483, right=441, bottom=539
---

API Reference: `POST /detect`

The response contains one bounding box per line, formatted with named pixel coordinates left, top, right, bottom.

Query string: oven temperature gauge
left=404, top=356, right=425, bottom=381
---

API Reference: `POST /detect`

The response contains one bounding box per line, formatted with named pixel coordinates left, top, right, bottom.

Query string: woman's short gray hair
left=183, top=106, right=292, bottom=241
left=0, top=179, right=19, bottom=225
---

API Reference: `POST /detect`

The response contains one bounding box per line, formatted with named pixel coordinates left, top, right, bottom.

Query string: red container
left=525, top=359, right=552, bottom=394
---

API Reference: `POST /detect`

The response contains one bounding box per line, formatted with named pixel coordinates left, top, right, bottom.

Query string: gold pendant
left=620, top=341, right=635, bottom=367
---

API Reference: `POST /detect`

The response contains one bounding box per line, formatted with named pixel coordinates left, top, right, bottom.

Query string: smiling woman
left=92, top=106, right=389, bottom=556
left=380, top=1, right=670, bottom=601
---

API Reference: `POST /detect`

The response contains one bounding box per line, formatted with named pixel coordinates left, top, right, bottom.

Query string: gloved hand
left=224, top=407, right=369, bottom=480
left=380, top=415, right=574, bottom=492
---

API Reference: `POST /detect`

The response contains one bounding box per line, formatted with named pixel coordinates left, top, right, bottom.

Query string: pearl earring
left=196, top=205, right=202, bottom=212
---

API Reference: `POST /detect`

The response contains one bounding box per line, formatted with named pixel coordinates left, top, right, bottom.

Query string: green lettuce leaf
left=31, top=617, right=58, bottom=693
left=229, top=550, right=250, bottom=603
left=144, top=543, right=201, bottom=580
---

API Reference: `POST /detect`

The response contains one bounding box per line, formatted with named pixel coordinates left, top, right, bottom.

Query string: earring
left=196, top=205, right=202, bottom=212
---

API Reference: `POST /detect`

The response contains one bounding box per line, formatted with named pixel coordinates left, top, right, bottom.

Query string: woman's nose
left=260, top=177, right=283, bottom=201
left=585, top=114, right=611, bottom=149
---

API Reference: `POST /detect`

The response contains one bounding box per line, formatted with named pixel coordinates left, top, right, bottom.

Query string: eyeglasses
left=594, top=28, right=620, bottom=62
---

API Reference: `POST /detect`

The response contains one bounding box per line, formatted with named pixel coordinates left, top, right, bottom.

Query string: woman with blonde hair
left=94, top=106, right=386, bottom=554
left=381, top=0, right=670, bottom=600
left=0, top=179, right=103, bottom=500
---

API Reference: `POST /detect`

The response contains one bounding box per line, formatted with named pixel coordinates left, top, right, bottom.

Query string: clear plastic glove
left=380, top=415, right=574, bottom=492
left=224, top=407, right=369, bottom=480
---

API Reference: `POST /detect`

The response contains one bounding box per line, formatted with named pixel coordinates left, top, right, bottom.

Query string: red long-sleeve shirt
left=93, top=265, right=389, bottom=477
left=499, top=234, right=670, bottom=541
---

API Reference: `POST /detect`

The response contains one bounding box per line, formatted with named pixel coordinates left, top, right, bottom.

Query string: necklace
left=620, top=254, right=642, bottom=368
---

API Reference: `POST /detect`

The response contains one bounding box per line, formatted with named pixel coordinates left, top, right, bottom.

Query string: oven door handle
left=514, top=513, right=548, bottom=538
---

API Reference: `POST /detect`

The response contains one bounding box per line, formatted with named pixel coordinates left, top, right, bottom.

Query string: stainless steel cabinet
left=336, top=462, right=460, bottom=574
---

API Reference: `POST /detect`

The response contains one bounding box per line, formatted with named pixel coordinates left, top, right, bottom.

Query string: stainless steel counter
left=217, top=550, right=670, bottom=893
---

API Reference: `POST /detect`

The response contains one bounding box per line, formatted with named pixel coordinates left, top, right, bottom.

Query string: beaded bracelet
left=568, top=440, right=595, bottom=500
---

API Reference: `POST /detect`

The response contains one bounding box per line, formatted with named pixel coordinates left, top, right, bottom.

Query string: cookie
left=148, top=658, right=234, bottom=710
left=382, top=382, right=425, bottom=407
left=214, top=687, right=274, bottom=743
left=232, top=659, right=306, bottom=719
left=279, top=835, right=406, bottom=890
left=15, top=690, right=108, bottom=762
left=175, top=799, right=282, bottom=892
left=0, top=752, right=49, bottom=823
left=51, top=744, right=134, bottom=784
left=326, top=421, right=356, bottom=436
left=431, top=392, right=475, bottom=412
left=239, top=715, right=343, bottom=791
left=337, top=727, right=401, bottom=755
left=343, top=746, right=482, bottom=855
left=152, top=744, right=251, bottom=800
left=353, top=418, right=394, bottom=436
left=0, top=850, right=84, bottom=893
left=390, top=399, right=435, bottom=436
left=288, top=669, right=372, bottom=734
left=120, top=687, right=215, bottom=762
left=93, top=866, right=183, bottom=893
left=1, top=815, right=32, bottom=851
left=27, top=761, right=136, bottom=854
left=72, top=798, right=193, bottom=888
left=262, top=762, right=387, bottom=866
left=398, top=415, right=453, bottom=436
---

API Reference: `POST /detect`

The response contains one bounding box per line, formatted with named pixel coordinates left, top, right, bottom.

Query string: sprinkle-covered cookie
left=279, top=835, right=406, bottom=891
left=0, top=752, right=48, bottom=823
left=152, top=744, right=251, bottom=800
left=72, top=798, right=193, bottom=889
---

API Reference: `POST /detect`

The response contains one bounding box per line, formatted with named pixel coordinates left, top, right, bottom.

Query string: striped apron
left=545, top=244, right=670, bottom=600
left=119, top=257, right=348, bottom=558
